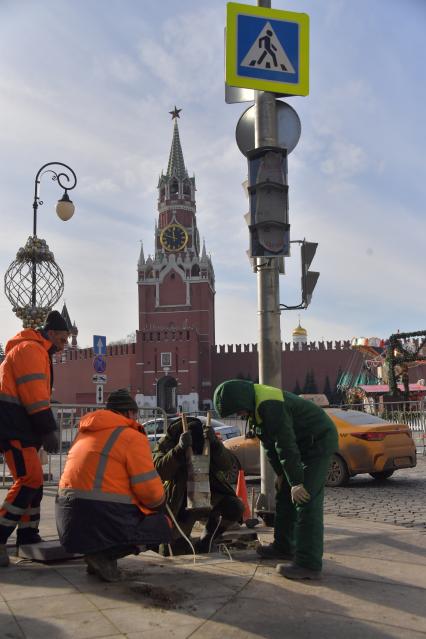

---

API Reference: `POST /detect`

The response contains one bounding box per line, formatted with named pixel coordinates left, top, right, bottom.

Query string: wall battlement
left=213, top=340, right=352, bottom=354
left=54, top=343, right=137, bottom=363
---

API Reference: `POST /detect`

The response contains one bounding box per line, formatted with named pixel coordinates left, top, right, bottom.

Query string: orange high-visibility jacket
left=0, top=329, right=57, bottom=443
left=59, top=410, right=165, bottom=513
left=56, top=410, right=166, bottom=554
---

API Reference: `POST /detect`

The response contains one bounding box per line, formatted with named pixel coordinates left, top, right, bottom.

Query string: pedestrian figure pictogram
left=242, top=22, right=295, bottom=74
left=225, top=3, right=309, bottom=96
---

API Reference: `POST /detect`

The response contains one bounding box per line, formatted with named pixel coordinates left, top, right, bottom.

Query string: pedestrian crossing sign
left=226, top=3, right=309, bottom=96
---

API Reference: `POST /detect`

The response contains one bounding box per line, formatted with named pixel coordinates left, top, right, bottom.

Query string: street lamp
left=4, top=162, right=77, bottom=328
left=32, top=162, right=77, bottom=232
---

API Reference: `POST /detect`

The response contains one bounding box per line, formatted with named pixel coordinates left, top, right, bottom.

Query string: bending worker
left=153, top=416, right=244, bottom=555
left=56, top=389, right=171, bottom=582
left=0, top=310, right=68, bottom=567
left=214, top=380, right=338, bottom=580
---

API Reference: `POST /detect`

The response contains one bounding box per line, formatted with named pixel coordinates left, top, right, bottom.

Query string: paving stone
left=16, top=610, right=121, bottom=639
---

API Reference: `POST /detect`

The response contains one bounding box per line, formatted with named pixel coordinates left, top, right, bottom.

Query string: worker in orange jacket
left=0, top=310, right=69, bottom=567
left=56, top=388, right=171, bottom=582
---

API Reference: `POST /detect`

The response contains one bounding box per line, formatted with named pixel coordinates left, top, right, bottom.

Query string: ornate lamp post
left=4, top=162, right=77, bottom=328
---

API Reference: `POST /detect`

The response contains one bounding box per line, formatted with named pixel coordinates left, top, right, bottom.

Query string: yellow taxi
left=223, top=405, right=417, bottom=487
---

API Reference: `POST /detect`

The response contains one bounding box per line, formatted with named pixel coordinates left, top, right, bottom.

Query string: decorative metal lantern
left=3, top=162, right=77, bottom=329
left=4, top=236, right=64, bottom=329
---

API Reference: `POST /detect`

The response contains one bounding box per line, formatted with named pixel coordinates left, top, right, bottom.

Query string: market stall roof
left=359, top=384, right=426, bottom=394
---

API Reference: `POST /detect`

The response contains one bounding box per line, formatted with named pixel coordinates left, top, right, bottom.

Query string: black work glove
left=178, top=431, right=192, bottom=450
left=203, top=426, right=217, bottom=444
left=42, top=431, right=59, bottom=454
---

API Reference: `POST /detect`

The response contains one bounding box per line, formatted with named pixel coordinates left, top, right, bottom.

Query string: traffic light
left=246, top=146, right=290, bottom=258
left=301, top=241, right=319, bottom=307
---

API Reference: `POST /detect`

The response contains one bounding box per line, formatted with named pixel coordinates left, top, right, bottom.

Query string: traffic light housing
left=246, top=146, right=290, bottom=258
left=301, top=241, right=319, bottom=307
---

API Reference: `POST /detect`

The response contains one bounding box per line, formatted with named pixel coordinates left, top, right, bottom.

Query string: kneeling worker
left=153, top=416, right=244, bottom=554
left=56, top=389, right=171, bottom=582
left=214, top=380, right=338, bottom=580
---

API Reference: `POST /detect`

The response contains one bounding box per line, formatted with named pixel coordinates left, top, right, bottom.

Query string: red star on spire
left=169, top=106, right=182, bottom=120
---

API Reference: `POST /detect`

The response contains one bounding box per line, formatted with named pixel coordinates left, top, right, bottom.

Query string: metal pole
left=255, top=0, right=282, bottom=520
left=32, top=175, right=40, bottom=306
left=30, top=162, right=77, bottom=308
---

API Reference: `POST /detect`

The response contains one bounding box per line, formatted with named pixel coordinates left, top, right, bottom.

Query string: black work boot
left=276, top=562, right=322, bottom=580
left=16, top=530, right=43, bottom=546
left=0, top=544, right=10, bottom=567
left=256, top=542, right=294, bottom=560
left=84, top=554, right=121, bottom=582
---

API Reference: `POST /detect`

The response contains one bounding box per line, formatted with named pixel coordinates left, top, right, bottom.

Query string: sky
left=0, top=0, right=425, bottom=350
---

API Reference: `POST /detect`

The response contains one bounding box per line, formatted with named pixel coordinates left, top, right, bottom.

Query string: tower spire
left=166, top=107, right=187, bottom=179
left=138, top=240, right=145, bottom=268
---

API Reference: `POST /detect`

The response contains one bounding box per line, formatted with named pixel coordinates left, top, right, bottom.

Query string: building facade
left=52, top=113, right=403, bottom=409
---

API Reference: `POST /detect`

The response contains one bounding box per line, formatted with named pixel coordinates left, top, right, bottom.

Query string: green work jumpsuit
left=214, top=380, right=338, bottom=571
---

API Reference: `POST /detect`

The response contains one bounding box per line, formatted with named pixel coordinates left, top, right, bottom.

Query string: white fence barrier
left=1, top=406, right=246, bottom=487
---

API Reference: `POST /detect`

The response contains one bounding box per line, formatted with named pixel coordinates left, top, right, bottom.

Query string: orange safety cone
left=236, top=469, right=251, bottom=521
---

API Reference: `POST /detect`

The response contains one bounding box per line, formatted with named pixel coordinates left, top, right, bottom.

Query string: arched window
left=191, top=264, right=200, bottom=277
left=170, top=179, right=179, bottom=196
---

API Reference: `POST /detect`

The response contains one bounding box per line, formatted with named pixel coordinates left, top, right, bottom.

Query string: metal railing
left=1, top=404, right=100, bottom=488
left=0, top=405, right=246, bottom=488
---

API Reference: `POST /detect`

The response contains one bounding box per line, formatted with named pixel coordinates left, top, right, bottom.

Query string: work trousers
left=0, top=440, right=43, bottom=544
left=274, top=453, right=332, bottom=571
left=161, top=494, right=244, bottom=555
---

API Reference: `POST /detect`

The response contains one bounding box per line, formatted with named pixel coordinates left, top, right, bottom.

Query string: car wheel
left=326, top=454, right=350, bottom=487
left=369, top=470, right=394, bottom=481
left=223, top=453, right=242, bottom=485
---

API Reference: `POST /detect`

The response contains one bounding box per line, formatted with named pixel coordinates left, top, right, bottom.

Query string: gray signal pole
left=255, top=0, right=282, bottom=520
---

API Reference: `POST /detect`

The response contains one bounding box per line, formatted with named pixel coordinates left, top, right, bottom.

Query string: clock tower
left=136, top=109, right=215, bottom=414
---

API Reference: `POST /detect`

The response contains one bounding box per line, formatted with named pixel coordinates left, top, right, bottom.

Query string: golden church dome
left=292, top=322, right=307, bottom=336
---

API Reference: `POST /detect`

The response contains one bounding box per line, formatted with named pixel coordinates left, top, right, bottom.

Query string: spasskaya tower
left=135, top=108, right=215, bottom=414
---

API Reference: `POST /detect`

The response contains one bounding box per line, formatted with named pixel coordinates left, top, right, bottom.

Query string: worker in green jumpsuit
left=213, top=380, right=338, bottom=580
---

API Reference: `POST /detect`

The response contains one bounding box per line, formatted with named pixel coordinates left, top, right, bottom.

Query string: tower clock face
left=160, top=223, right=188, bottom=252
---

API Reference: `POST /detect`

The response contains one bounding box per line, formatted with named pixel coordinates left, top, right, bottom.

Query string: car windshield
left=143, top=420, right=164, bottom=435
left=327, top=409, right=389, bottom=426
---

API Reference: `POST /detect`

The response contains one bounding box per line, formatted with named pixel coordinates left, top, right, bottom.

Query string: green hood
left=213, top=380, right=255, bottom=417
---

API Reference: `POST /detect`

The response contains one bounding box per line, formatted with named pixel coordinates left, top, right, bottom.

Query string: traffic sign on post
left=93, top=355, right=106, bottom=374
left=96, top=384, right=104, bottom=405
left=226, top=3, right=309, bottom=96
left=93, top=335, right=106, bottom=356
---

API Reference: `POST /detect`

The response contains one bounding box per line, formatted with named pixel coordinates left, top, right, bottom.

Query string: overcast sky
left=0, top=0, right=425, bottom=350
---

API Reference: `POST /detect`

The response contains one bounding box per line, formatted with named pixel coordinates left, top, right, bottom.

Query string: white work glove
left=291, top=484, right=310, bottom=505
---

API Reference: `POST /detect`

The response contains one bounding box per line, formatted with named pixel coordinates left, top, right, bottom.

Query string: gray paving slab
left=1, top=477, right=426, bottom=638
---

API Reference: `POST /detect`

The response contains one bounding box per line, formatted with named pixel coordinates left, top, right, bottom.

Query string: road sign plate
left=226, top=3, right=309, bottom=96
left=96, top=384, right=104, bottom=405
left=236, top=100, right=301, bottom=156
left=92, top=374, right=107, bottom=384
left=93, top=355, right=106, bottom=374
left=93, top=335, right=106, bottom=356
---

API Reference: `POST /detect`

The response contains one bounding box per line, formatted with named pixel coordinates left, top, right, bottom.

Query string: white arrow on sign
left=97, top=338, right=104, bottom=355
left=96, top=384, right=104, bottom=405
